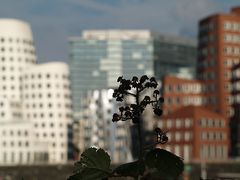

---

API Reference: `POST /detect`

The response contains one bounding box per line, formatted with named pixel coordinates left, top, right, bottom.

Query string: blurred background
left=0, top=0, right=240, bottom=179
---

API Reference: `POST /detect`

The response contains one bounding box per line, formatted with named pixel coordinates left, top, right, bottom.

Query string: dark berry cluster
left=155, top=127, right=168, bottom=144
left=112, top=75, right=164, bottom=123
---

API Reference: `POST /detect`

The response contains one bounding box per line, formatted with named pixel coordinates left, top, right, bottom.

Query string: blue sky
left=0, top=0, right=239, bottom=63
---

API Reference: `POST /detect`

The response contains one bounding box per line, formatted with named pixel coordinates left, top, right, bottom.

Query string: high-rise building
left=0, top=19, right=72, bottom=165
left=0, top=19, right=36, bottom=117
left=0, top=19, right=47, bottom=165
left=161, top=7, right=240, bottom=160
left=153, top=34, right=197, bottom=80
left=22, top=62, right=72, bottom=163
left=198, top=7, right=240, bottom=157
left=69, top=30, right=197, bottom=120
left=69, top=30, right=154, bottom=120
left=197, top=7, right=240, bottom=117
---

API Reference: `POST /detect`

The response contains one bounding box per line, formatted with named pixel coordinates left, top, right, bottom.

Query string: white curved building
left=0, top=121, right=48, bottom=165
left=22, top=62, right=72, bottom=163
left=0, top=19, right=36, bottom=103
left=0, top=19, right=72, bottom=165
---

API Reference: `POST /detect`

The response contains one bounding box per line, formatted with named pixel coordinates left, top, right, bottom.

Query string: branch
left=124, top=90, right=136, bottom=97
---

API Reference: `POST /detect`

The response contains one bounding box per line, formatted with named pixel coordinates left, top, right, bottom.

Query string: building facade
left=0, top=19, right=72, bottom=165
left=69, top=30, right=154, bottom=120
left=153, top=34, right=197, bottom=80
left=21, top=62, right=72, bottom=163
left=161, top=7, right=240, bottom=159
left=78, top=89, right=132, bottom=164
left=197, top=7, right=240, bottom=118
left=0, top=19, right=36, bottom=121
left=158, top=106, right=229, bottom=162
left=69, top=30, right=197, bottom=120
left=0, top=121, right=48, bottom=165
left=162, top=76, right=203, bottom=115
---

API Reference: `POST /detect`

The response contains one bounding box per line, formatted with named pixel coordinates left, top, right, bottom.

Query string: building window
left=166, top=119, right=173, bottom=128
left=176, top=119, right=181, bottom=128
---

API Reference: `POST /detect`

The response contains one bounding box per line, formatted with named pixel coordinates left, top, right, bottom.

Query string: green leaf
left=68, top=147, right=111, bottom=180
left=145, top=148, right=184, bottom=179
left=113, top=160, right=145, bottom=178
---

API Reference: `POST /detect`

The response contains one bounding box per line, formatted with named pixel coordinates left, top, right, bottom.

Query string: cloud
left=0, top=0, right=238, bottom=62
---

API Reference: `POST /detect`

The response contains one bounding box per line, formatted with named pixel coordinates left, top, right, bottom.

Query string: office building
left=22, top=62, right=72, bottom=163
left=158, top=106, right=228, bottom=162
left=0, top=19, right=72, bottom=165
left=198, top=6, right=240, bottom=157
left=69, top=30, right=197, bottom=120
left=153, top=34, right=197, bottom=80
left=161, top=7, right=240, bottom=159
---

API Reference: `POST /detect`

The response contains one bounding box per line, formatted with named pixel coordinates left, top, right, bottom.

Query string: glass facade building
left=153, top=34, right=197, bottom=80
left=69, top=30, right=154, bottom=120
left=69, top=30, right=197, bottom=120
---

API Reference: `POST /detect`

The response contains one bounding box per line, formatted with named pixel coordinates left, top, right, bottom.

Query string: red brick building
left=197, top=7, right=240, bottom=118
left=162, top=76, right=203, bottom=115
left=160, top=7, right=240, bottom=160
left=158, top=106, right=229, bottom=162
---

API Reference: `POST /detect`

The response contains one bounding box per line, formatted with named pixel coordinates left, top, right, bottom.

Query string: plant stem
left=136, top=87, right=143, bottom=161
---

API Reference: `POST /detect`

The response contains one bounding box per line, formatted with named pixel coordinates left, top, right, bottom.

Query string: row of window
left=24, top=74, right=68, bottom=80
left=200, top=22, right=215, bottom=32
left=0, top=47, right=35, bottom=54
left=199, top=46, right=216, bottom=56
left=224, top=34, right=240, bottom=43
left=165, top=84, right=202, bottom=93
left=200, top=71, right=216, bottom=80
left=200, top=132, right=226, bottom=141
left=1, top=152, right=49, bottom=164
left=34, top=122, right=64, bottom=128
left=224, top=46, right=240, bottom=56
left=199, top=58, right=239, bottom=70
left=24, top=102, right=71, bottom=109
left=23, top=93, right=71, bottom=99
left=23, top=83, right=70, bottom=90
left=35, top=132, right=65, bottom=138
left=2, top=141, right=29, bottom=147
left=199, top=34, right=215, bottom=44
left=159, top=118, right=192, bottom=129
left=197, top=59, right=216, bottom=68
left=167, top=131, right=192, bottom=142
left=25, top=112, right=71, bottom=119
left=200, top=145, right=227, bottom=159
left=164, top=96, right=218, bottom=106
left=2, top=130, right=28, bottom=136
left=199, top=118, right=225, bottom=127
left=197, top=70, right=231, bottom=80
left=0, top=57, right=35, bottom=63
left=0, top=75, right=21, bottom=81
left=224, top=58, right=239, bottom=68
left=224, top=21, right=240, bottom=31
left=0, top=66, right=22, bottom=71
left=0, top=37, right=33, bottom=45
left=0, top=111, right=21, bottom=118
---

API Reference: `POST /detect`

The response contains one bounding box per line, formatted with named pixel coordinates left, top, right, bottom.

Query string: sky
left=0, top=0, right=239, bottom=63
